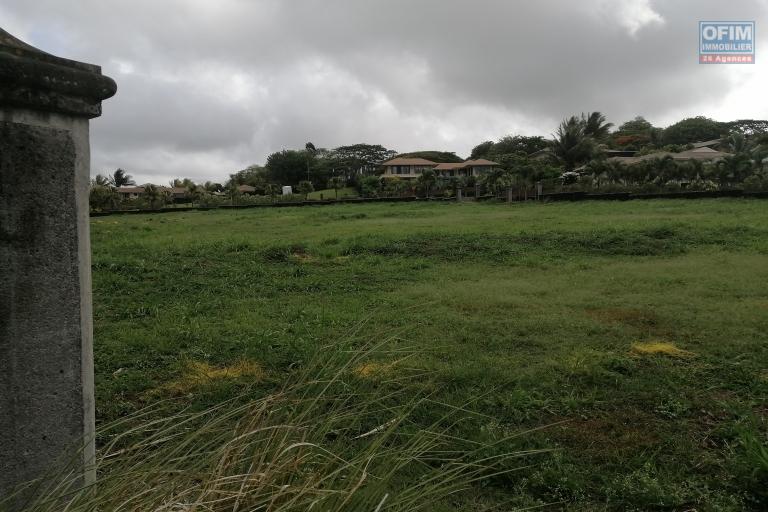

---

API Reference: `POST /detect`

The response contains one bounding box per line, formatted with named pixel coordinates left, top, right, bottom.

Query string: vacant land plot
left=91, top=199, right=768, bottom=510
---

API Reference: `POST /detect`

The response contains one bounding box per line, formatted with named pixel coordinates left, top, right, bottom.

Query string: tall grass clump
left=5, top=337, right=534, bottom=511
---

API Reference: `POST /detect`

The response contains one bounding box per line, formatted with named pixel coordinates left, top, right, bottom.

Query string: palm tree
left=91, top=174, right=112, bottom=187
left=655, top=155, right=680, bottom=186
left=716, top=154, right=754, bottom=187
left=203, top=181, right=223, bottom=193
left=263, top=183, right=280, bottom=202
left=649, top=127, right=664, bottom=148
left=606, top=161, right=629, bottom=187
left=305, top=142, right=317, bottom=183
left=416, top=169, right=437, bottom=198
left=481, top=167, right=516, bottom=195
left=551, top=116, right=595, bottom=171
left=89, top=184, right=119, bottom=211
left=297, top=180, right=314, bottom=199
left=584, top=159, right=611, bottom=188
left=581, top=112, right=613, bottom=140
left=111, top=168, right=135, bottom=187
left=327, top=176, right=346, bottom=199
left=728, top=132, right=747, bottom=154
left=396, top=179, right=412, bottom=197
left=187, top=183, right=202, bottom=206
left=751, top=135, right=768, bottom=172
left=142, top=184, right=167, bottom=209
left=226, top=181, right=242, bottom=204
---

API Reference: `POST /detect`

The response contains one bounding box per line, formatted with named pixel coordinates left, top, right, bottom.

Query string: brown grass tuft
left=156, top=359, right=264, bottom=396
left=631, top=341, right=695, bottom=358
left=353, top=361, right=395, bottom=378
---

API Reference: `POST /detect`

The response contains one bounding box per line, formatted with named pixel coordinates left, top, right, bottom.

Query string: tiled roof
left=382, top=157, right=438, bottom=166
left=607, top=148, right=730, bottom=165
left=434, top=162, right=467, bottom=170
left=464, top=159, right=499, bottom=166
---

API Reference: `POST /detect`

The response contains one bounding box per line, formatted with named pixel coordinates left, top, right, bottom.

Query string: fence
left=90, top=189, right=768, bottom=217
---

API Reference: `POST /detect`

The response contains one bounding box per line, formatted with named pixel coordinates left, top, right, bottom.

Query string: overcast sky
left=3, top=0, right=767, bottom=184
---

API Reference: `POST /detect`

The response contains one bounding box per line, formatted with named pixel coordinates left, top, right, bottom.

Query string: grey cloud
left=2, top=0, right=766, bottom=184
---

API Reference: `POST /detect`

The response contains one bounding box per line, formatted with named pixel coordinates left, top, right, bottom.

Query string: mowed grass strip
left=91, top=199, right=768, bottom=510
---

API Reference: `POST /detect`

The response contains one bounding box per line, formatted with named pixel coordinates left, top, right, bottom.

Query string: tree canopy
left=551, top=115, right=596, bottom=171
left=469, top=141, right=495, bottom=159
left=111, top=168, right=135, bottom=187
left=611, top=116, right=657, bottom=149
left=722, top=119, right=768, bottom=136
left=94, top=112, right=768, bottom=205
left=331, top=143, right=397, bottom=180
left=469, top=136, right=550, bottom=174
left=661, top=116, right=725, bottom=146
left=581, top=112, right=613, bottom=140
left=259, top=143, right=396, bottom=188
left=265, top=150, right=310, bottom=186
left=492, top=135, right=548, bottom=157
left=616, top=116, right=653, bottom=134
left=396, top=151, right=463, bottom=163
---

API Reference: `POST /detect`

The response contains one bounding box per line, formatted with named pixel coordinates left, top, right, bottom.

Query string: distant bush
left=197, top=193, right=227, bottom=207
left=89, top=186, right=119, bottom=211
left=275, top=193, right=306, bottom=203
left=743, top=173, right=768, bottom=192
left=357, top=176, right=381, bottom=198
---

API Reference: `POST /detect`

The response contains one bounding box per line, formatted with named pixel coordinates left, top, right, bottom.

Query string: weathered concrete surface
left=0, top=28, right=115, bottom=506
left=0, top=28, right=116, bottom=117
left=0, top=113, right=93, bottom=499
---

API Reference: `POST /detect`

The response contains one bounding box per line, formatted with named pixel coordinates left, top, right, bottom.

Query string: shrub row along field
left=91, top=199, right=768, bottom=510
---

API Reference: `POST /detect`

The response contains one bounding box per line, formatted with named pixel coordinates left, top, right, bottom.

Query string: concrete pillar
left=0, top=28, right=116, bottom=503
left=456, top=187, right=463, bottom=201
left=506, top=187, right=514, bottom=203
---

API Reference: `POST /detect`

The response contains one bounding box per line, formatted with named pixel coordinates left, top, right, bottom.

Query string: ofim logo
left=699, top=21, right=755, bottom=64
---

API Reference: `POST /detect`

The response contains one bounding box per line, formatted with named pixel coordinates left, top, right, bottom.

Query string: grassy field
left=91, top=199, right=768, bottom=510
left=307, top=186, right=358, bottom=199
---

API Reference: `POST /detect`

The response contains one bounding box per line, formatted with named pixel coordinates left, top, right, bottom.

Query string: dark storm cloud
left=2, top=0, right=766, bottom=183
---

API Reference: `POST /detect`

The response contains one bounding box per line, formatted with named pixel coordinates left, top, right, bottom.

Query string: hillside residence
left=117, top=186, right=144, bottom=200
left=382, top=157, right=500, bottom=179
left=237, top=184, right=257, bottom=194
left=692, top=139, right=724, bottom=150
left=116, top=186, right=188, bottom=200
left=607, top=147, right=731, bottom=166
left=169, top=187, right=188, bottom=201
left=532, top=148, right=637, bottom=160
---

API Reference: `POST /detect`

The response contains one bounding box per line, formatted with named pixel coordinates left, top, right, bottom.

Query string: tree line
left=474, top=114, right=768, bottom=195
left=90, top=114, right=768, bottom=210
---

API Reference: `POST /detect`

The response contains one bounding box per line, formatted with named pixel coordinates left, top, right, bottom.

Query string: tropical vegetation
left=89, top=116, right=768, bottom=212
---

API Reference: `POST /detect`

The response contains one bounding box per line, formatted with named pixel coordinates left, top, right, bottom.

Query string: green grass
left=11, top=339, right=528, bottom=512
left=307, top=186, right=358, bottom=199
left=90, top=199, right=768, bottom=510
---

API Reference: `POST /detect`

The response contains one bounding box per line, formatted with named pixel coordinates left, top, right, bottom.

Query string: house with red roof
left=381, top=157, right=499, bottom=179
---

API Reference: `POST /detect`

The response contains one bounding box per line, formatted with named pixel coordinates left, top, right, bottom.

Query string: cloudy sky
left=3, top=0, right=767, bottom=184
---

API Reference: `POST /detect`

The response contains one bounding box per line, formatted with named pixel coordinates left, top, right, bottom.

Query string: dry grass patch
left=154, top=359, right=265, bottom=396
left=353, top=361, right=395, bottom=378
left=631, top=341, right=695, bottom=358
left=290, top=247, right=315, bottom=263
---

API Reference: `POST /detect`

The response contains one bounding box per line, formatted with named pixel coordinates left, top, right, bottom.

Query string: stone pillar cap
left=0, top=28, right=117, bottom=118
